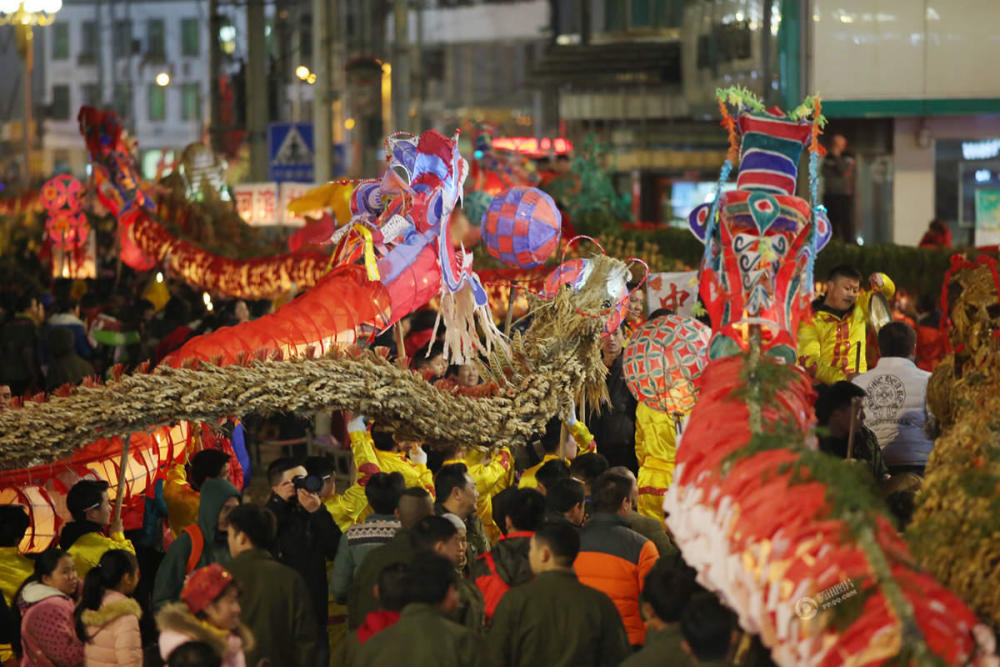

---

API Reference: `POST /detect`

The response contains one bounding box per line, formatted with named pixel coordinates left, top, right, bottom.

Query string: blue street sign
left=269, top=122, right=314, bottom=183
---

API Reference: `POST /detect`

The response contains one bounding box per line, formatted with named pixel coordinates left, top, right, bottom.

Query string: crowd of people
left=0, top=251, right=945, bottom=666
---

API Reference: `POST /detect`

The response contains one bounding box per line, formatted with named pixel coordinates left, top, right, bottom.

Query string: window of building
left=114, top=20, right=133, bottom=58
left=147, top=19, right=166, bottom=61
left=50, top=85, right=70, bottom=120
left=52, top=23, right=69, bottom=60
left=114, top=83, right=133, bottom=119
left=79, top=21, right=98, bottom=63
left=181, top=18, right=200, bottom=57
left=148, top=84, right=166, bottom=122
left=81, top=83, right=100, bottom=107
left=181, top=83, right=200, bottom=121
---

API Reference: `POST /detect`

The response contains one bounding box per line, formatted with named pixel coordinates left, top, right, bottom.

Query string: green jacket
left=487, top=570, right=630, bottom=667
left=355, top=603, right=482, bottom=667
left=152, top=478, right=240, bottom=609
left=621, top=625, right=695, bottom=667
left=347, top=528, right=415, bottom=629
left=224, top=548, right=318, bottom=667
left=628, top=512, right=678, bottom=561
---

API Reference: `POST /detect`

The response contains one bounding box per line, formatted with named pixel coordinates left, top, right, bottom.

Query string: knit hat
left=181, top=564, right=234, bottom=614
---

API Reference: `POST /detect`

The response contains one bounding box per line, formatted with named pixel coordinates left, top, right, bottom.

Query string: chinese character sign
left=646, top=271, right=698, bottom=318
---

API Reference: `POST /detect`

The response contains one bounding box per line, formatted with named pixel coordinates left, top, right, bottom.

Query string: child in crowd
left=15, top=548, right=84, bottom=667
left=156, top=564, right=252, bottom=667
left=73, top=548, right=142, bottom=666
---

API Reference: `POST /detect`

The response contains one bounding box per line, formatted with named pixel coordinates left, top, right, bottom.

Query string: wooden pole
left=112, top=437, right=131, bottom=526
left=503, top=285, right=519, bottom=335
left=393, top=322, right=408, bottom=369
left=846, top=397, right=860, bottom=460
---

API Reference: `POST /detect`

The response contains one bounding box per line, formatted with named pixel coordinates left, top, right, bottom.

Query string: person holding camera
left=265, top=458, right=341, bottom=666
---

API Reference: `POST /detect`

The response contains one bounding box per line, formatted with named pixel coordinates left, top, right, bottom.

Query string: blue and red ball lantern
left=481, top=187, right=561, bottom=269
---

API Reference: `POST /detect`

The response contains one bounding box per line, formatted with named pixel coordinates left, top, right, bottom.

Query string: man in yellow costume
left=0, top=506, right=33, bottom=663
left=634, top=402, right=679, bottom=521
left=368, top=425, right=436, bottom=497
left=60, top=479, right=136, bottom=578
left=798, top=265, right=894, bottom=385
left=519, top=409, right=596, bottom=490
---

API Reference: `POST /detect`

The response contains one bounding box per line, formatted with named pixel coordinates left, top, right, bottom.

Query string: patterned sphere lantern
left=623, top=315, right=711, bottom=414
left=481, top=187, right=561, bottom=268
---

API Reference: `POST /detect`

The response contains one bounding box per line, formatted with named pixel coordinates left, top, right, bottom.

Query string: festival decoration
left=623, top=314, right=710, bottom=414
left=662, top=88, right=994, bottom=666
left=910, top=255, right=1000, bottom=627
left=463, top=189, right=493, bottom=228
left=482, top=187, right=561, bottom=269
left=41, top=174, right=96, bottom=278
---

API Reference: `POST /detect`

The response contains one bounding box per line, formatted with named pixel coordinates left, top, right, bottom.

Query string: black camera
left=292, top=474, right=324, bottom=494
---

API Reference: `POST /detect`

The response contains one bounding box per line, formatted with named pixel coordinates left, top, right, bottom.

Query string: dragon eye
left=602, top=299, right=612, bottom=308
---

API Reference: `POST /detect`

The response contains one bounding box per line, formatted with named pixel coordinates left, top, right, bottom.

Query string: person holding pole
left=797, top=265, right=894, bottom=385
left=814, top=382, right=889, bottom=483
left=60, top=480, right=136, bottom=579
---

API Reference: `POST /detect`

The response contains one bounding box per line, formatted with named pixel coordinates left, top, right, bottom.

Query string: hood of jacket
left=80, top=591, right=142, bottom=629
left=156, top=602, right=254, bottom=657
left=47, top=325, right=77, bottom=357
left=18, top=581, right=68, bottom=608
left=197, top=477, right=241, bottom=545
left=59, top=519, right=104, bottom=550
left=491, top=533, right=533, bottom=586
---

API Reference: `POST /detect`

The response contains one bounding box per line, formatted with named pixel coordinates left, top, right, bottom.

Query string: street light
left=295, top=65, right=311, bottom=81
left=155, top=72, right=170, bottom=87
left=0, top=0, right=62, bottom=190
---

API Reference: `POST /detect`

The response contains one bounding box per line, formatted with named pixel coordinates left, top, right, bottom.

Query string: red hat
left=181, top=564, right=234, bottom=614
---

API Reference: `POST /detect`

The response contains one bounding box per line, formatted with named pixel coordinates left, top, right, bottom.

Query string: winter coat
left=224, top=548, right=318, bottom=667
left=574, top=512, right=659, bottom=645
left=155, top=602, right=251, bottom=667
left=354, top=603, right=481, bottom=667
left=586, top=356, right=639, bottom=469
left=347, top=529, right=415, bottom=629
left=797, top=274, right=895, bottom=384
left=470, top=531, right=533, bottom=622
left=852, top=356, right=934, bottom=467
left=265, top=493, right=341, bottom=628
left=620, top=625, right=696, bottom=667
left=45, top=313, right=93, bottom=362
left=152, top=478, right=240, bottom=609
left=60, top=521, right=136, bottom=579
left=44, top=327, right=94, bottom=391
left=80, top=591, right=142, bottom=667
left=0, top=314, right=40, bottom=388
left=330, top=514, right=400, bottom=603
left=487, top=570, right=630, bottom=667
left=635, top=403, right=677, bottom=521
left=17, top=582, right=84, bottom=667
left=334, top=610, right=400, bottom=667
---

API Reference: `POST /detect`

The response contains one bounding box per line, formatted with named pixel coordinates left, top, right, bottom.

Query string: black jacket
left=586, top=355, right=637, bottom=453
left=266, top=494, right=341, bottom=627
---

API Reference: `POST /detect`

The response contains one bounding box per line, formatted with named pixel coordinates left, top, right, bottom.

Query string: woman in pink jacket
left=14, top=548, right=83, bottom=666
left=73, top=549, right=141, bottom=666
left=155, top=564, right=253, bottom=667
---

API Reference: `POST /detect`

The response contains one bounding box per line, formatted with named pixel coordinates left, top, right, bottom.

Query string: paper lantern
left=623, top=314, right=711, bottom=414
left=481, top=187, right=561, bottom=268
left=463, top=189, right=493, bottom=228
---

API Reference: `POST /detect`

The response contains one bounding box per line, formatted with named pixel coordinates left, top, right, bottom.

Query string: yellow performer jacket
left=373, top=449, right=435, bottom=498
left=635, top=402, right=677, bottom=521
left=163, top=463, right=199, bottom=537
left=326, top=428, right=384, bottom=531
left=443, top=447, right=515, bottom=541
left=67, top=530, right=136, bottom=579
left=518, top=421, right=596, bottom=489
left=0, top=545, right=34, bottom=661
left=797, top=274, right=895, bottom=385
